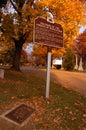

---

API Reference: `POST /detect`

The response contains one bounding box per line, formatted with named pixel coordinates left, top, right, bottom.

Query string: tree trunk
left=11, top=32, right=28, bottom=71
left=12, top=40, right=23, bottom=71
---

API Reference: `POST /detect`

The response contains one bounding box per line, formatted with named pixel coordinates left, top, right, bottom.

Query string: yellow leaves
left=32, top=44, right=47, bottom=57
left=39, top=0, right=84, bottom=48
left=52, top=48, right=65, bottom=57
left=51, top=0, right=84, bottom=45
left=31, top=0, right=85, bottom=49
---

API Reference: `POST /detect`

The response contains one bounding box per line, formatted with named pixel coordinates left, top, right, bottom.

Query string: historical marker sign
left=34, top=17, right=64, bottom=98
left=34, top=17, right=63, bottom=48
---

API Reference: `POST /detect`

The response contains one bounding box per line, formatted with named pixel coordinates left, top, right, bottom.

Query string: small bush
left=63, top=48, right=75, bottom=70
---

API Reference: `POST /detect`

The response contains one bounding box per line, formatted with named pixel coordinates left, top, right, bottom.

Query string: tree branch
left=26, top=0, right=34, bottom=7
left=10, top=0, right=22, bottom=16
left=0, top=26, right=5, bottom=33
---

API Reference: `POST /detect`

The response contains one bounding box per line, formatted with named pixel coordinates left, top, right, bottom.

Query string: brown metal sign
left=34, top=17, right=63, bottom=48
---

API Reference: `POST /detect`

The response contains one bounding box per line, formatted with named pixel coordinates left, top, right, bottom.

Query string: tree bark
left=11, top=32, right=28, bottom=71
left=12, top=39, right=23, bottom=71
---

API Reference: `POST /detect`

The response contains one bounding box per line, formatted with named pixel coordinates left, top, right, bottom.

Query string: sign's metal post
left=46, top=47, right=52, bottom=98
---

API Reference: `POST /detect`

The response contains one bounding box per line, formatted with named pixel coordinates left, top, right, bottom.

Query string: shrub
left=63, top=48, right=75, bottom=70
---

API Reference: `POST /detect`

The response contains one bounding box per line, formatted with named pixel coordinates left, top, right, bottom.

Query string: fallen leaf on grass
left=74, top=100, right=83, bottom=106
left=55, top=108, right=61, bottom=112
left=83, top=128, right=86, bottom=130
left=64, top=106, right=70, bottom=110
left=82, top=118, right=86, bottom=124
left=71, top=117, right=77, bottom=121
left=83, top=114, right=86, bottom=118
left=82, top=114, right=86, bottom=124
left=42, top=123, right=49, bottom=129
left=53, top=117, right=60, bottom=124
left=69, top=111, right=73, bottom=115
left=34, top=118, right=40, bottom=122
left=11, top=96, right=16, bottom=99
left=4, top=90, right=8, bottom=94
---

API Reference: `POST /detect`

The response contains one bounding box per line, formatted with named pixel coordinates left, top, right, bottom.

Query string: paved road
left=51, top=69, right=86, bottom=97
left=21, top=66, right=86, bottom=97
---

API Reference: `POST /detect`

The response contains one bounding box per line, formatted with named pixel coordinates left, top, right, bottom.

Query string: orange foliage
left=39, top=0, right=85, bottom=47
left=77, top=29, right=86, bottom=53
left=32, top=0, right=85, bottom=57
left=52, top=48, right=65, bottom=58
left=32, top=44, right=47, bottom=57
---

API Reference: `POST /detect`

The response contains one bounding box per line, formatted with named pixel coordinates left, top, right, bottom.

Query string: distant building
left=52, top=57, right=63, bottom=69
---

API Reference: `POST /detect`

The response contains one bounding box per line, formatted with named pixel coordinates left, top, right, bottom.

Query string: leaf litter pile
left=0, top=70, right=86, bottom=130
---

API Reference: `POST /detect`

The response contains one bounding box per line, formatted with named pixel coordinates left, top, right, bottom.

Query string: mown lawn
left=0, top=70, right=86, bottom=130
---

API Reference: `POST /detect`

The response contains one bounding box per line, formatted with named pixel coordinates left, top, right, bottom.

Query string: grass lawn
left=0, top=69, right=86, bottom=130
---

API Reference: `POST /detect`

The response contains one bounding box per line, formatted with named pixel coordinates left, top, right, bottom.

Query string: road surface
left=51, top=69, right=86, bottom=97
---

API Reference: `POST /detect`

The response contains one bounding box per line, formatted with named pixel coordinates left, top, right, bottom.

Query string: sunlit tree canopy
left=0, top=0, right=86, bottom=70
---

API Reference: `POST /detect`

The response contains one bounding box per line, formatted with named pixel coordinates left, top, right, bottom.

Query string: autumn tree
left=32, top=44, right=47, bottom=66
left=0, top=0, right=85, bottom=70
left=0, top=0, right=43, bottom=70
left=32, top=0, right=85, bottom=62
left=52, top=48, right=65, bottom=58
left=0, top=33, right=14, bottom=64
left=40, top=0, right=85, bottom=47
left=75, top=29, right=86, bottom=70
